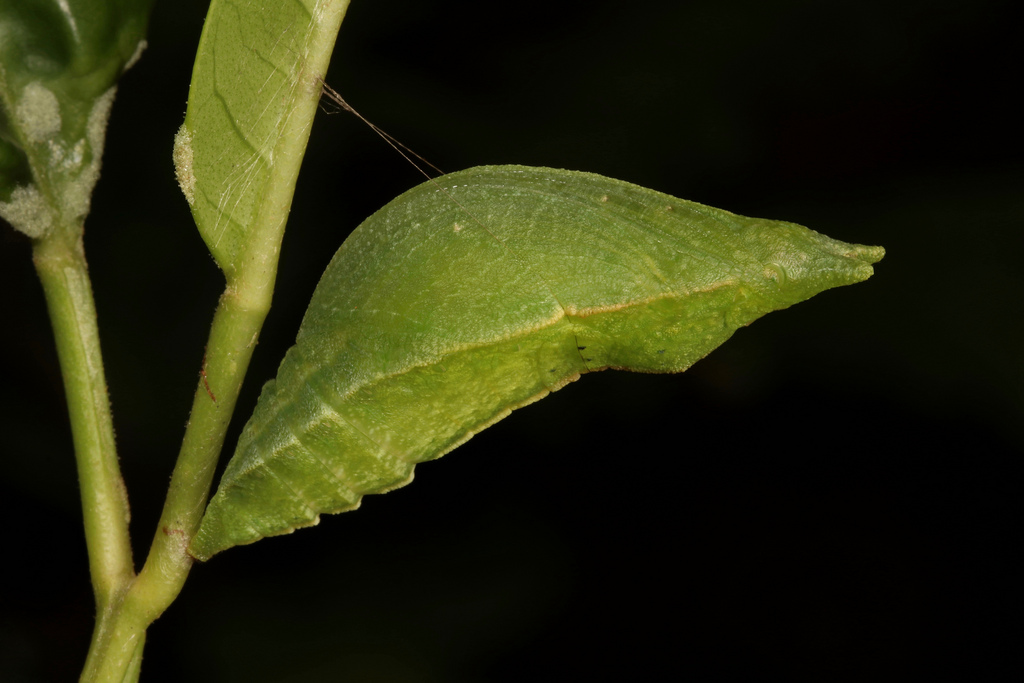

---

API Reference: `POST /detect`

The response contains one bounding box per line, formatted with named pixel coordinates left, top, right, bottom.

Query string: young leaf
left=0, top=0, right=151, bottom=239
left=190, top=165, right=884, bottom=560
left=173, top=0, right=351, bottom=276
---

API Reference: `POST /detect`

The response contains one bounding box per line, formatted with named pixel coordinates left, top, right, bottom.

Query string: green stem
left=79, top=276, right=274, bottom=682
left=123, top=634, right=146, bottom=683
left=77, top=2, right=352, bottom=678
left=32, top=230, right=135, bottom=609
left=137, top=279, right=274, bottom=598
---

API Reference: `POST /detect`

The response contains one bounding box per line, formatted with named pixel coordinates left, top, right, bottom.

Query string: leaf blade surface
left=174, top=0, right=350, bottom=275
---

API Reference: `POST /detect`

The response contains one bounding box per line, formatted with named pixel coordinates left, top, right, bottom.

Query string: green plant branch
left=136, top=277, right=276, bottom=610
left=80, top=4, right=351, bottom=679
left=79, top=278, right=274, bottom=683
left=79, top=174, right=297, bottom=680
left=32, top=228, right=134, bottom=609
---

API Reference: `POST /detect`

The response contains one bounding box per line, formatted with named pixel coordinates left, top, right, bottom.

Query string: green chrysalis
left=189, top=165, right=883, bottom=560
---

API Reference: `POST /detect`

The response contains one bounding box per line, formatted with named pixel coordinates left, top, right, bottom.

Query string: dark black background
left=1, top=0, right=1020, bottom=681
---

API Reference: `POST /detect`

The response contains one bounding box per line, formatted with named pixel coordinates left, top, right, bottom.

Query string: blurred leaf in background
left=1, top=0, right=151, bottom=238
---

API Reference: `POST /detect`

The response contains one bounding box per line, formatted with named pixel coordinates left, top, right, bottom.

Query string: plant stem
left=79, top=275, right=274, bottom=682
left=139, top=279, right=276, bottom=610
left=77, top=2, right=352, bottom=677
left=32, top=230, right=135, bottom=609
left=81, top=18, right=324, bottom=676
